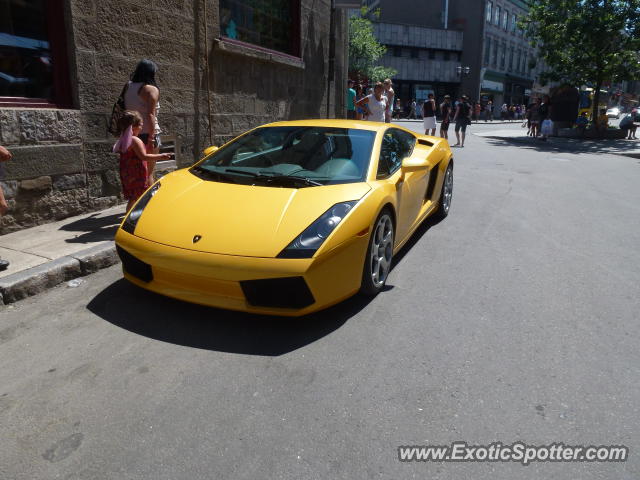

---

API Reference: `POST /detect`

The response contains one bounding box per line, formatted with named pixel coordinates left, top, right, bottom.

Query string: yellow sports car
left=115, top=120, right=453, bottom=316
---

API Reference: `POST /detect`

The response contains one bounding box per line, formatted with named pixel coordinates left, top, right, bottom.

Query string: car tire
left=360, top=209, right=395, bottom=296
left=434, top=162, right=453, bottom=220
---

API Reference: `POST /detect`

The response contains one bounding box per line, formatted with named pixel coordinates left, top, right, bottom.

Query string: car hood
left=133, top=169, right=371, bottom=257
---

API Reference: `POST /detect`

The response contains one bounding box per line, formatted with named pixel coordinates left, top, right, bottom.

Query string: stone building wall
left=0, top=0, right=347, bottom=235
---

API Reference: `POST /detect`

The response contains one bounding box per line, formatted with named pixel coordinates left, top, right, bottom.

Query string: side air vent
left=418, top=139, right=434, bottom=147
left=425, top=161, right=441, bottom=200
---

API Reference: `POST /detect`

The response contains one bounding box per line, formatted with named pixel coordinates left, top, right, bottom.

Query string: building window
left=219, top=0, right=301, bottom=57
left=494, top=5, right=501, bottom=25
left=502, top=10, right=508, bottom=29
left=486, top=1, right=492, bottom=22
left=0, top=0, right=71, bottom=107
left=500, top=42, right=506, bottom=69
left=428, top=50, right=435, bottom=60
left=511, top=13, right=517, bottom=33
left=508, top=47, right=513, bottom=71
left=492, top=40, right=498, bottom=66
left=484, top=37, right=491, bottom=64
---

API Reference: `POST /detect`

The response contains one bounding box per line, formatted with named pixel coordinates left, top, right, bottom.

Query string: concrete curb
left=70, top=242, right=119, bottom=275
left=0, top=242, right=119, bottom=305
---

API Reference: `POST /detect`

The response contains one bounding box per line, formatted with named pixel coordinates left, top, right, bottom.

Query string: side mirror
left=203, top=145, right=219, bottom=156
left=401, top=157, right=429, bottom=172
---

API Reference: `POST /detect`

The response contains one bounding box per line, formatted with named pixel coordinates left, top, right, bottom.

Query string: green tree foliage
left=349, top=9, right=397, bottom=82
left=522, top=0, right=640, bottom=119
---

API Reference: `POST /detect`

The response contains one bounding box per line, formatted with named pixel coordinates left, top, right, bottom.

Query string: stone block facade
left=0, top=0, right=348, bottom=234
left=0, top=109, right=117, bottom=233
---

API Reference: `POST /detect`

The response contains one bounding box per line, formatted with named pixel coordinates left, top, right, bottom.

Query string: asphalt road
left=1, top=122, right=639, bottom=479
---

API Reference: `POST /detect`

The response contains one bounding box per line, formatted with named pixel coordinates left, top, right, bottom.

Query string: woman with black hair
left=124, top=59, right=162, bottom=185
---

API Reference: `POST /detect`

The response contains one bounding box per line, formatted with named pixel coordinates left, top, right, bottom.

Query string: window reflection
left=220, top=0, right=296, bottom=56
left=0, top=0, right=53, bottom=99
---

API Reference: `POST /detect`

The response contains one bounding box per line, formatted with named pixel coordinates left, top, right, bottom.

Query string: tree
left=348, top=8, right=397, bottom=83
left=521, top=0, right=640, bottom=120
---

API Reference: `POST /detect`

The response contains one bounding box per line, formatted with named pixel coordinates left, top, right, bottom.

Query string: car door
left=377, top=128, right=426, bottom=243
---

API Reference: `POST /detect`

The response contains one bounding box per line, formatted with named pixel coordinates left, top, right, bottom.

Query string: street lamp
left=456, top=66, right=471, bottom=100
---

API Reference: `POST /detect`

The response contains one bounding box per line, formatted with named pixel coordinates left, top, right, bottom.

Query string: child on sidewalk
left=113, top=111, right=171, bottom=212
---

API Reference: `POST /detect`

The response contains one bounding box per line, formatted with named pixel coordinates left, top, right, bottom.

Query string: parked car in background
left=606, top=107, right=621, bottom=119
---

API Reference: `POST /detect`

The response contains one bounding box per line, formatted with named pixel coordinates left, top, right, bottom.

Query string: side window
left=377, top=129, right=416, bottom=178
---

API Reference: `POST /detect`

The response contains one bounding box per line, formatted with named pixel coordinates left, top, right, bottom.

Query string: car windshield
left=193, top=126, right=376, bottom=187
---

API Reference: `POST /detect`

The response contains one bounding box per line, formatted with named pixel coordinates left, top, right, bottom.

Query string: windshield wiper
left=255, top=175, right=323, bottom=187
left=206, top=167, right=322, bottom=187
left=191, top=166, right=237, bottom=183
left=225, top=168, right=259, bottom=177
left=225, top=168, right=322, bottom=187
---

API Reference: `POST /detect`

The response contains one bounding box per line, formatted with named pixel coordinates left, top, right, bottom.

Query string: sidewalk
left=0, top=205, right=125, bottom=304
left=474, top=129, right=640, bottom=158
left=397, top=119, right=522, bottom=125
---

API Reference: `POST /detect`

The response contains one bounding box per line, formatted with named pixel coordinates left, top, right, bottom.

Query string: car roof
left=261, top=119, right=389, bottom=132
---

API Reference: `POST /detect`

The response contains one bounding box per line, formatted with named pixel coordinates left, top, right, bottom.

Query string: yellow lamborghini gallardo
left=115, top=120, right=453, bottom=316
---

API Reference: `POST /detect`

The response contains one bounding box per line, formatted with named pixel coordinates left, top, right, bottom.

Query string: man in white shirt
left=383, top=79, right=395, bottom=123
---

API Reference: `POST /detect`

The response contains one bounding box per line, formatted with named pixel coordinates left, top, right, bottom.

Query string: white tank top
left=124, top=81, right=161, bottom=134
left=366, top=94, right=387, bottom=123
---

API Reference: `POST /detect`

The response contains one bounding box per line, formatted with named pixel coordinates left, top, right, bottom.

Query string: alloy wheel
left=370, top=214, right=394, bottom=288
left=442, top=165, right=453, bottom=213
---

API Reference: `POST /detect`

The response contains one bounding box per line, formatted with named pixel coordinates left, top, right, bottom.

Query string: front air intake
left=116, top=246, right=153, bottom=283
left=240, top=277, right=315, bottom=309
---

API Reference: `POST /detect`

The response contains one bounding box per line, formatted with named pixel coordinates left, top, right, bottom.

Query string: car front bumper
left=114, top=229, right=369, bottom=316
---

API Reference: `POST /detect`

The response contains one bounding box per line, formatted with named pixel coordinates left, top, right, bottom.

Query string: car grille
left=240, top=277, right=315, bottom=309
left=116, top=245, right=153, bottom=283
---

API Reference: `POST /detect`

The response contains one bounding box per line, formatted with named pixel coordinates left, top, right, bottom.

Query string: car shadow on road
left=391, top=214, right=444, bottom=270
left=482, top=136, right=640, bottom=158
left=87, top=213, right=444, bottom=356
left=87, top=278, right=373, bottom=356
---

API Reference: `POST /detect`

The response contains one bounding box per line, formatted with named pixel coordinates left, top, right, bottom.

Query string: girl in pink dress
left=113, top=111, right=171, bottom=212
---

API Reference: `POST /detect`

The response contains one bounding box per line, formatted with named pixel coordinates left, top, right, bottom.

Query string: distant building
left=374, top=22, right=463, bottom=105
left=368, top=0, right=541, bottom=106
left=479, top=0, right=541, bottom=106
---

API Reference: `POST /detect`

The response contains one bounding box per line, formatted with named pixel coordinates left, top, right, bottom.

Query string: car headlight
left=121, top=182, right=161, bottom=234
left=277, top=201, right=357, bottom=258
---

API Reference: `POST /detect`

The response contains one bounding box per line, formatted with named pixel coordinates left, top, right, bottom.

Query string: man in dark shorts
left=439, top=95, right=452, bottom=140
left=453, top=95, right=472, bottom=147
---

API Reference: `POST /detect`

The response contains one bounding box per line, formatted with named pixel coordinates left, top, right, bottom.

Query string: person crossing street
left=453, top=95, right=472, bottom=147
left=423, top=93, right=437, bottom=136
left=439, top=95, right=452, bottom=140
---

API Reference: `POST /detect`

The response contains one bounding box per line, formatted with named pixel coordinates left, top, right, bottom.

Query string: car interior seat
left=284, top=132, right=328, bottom=168
left=312, top=135, right=359, bottom=178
